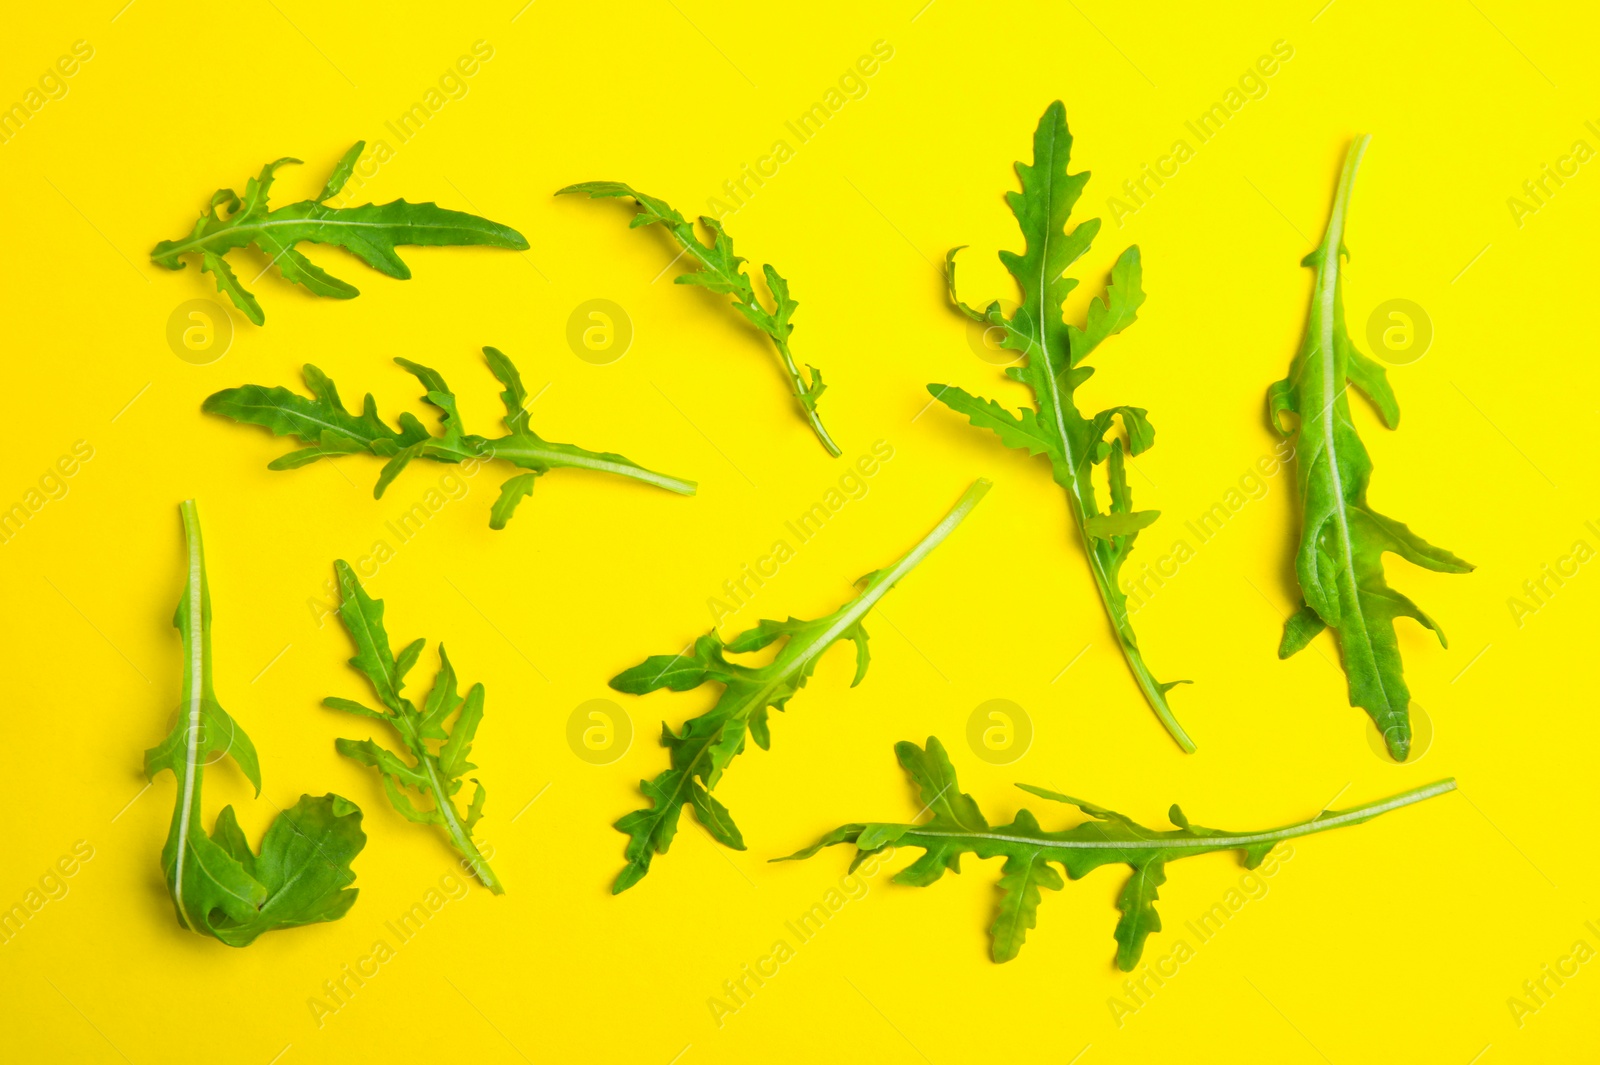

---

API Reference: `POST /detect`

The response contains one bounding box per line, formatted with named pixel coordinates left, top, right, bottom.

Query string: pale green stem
left=905, top=778, right=1456, bottom=852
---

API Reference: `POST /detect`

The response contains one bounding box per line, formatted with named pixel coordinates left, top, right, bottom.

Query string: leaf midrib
left=227, top=398, right=393, bottom=449
left=161, top=211, right=506, bottom=258
left=637, top=484, right=985, bottom=836
left=1307, top=138, right=1399, bottom=711
left=901, top=778, right=1454, bottom=852
left=174, top=502, right=206, bottom=932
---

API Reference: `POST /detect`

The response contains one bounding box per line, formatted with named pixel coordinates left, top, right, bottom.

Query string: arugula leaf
left=558, top=181, right=841, bottom=457
left=929, top=101, right=1193, bottom=751
left=144, top=501, right=364, bottom=946
left=608, top=479, right=990, bottom=892
left=204, top=346, right=696, bottom=528
left=326, top=560, right=503, bottom=893
left=151, top=142, right=528, bottom=325
left=779, top=737, right=1455, bottom=969
left=1268, top=137, right=1473, bottom=761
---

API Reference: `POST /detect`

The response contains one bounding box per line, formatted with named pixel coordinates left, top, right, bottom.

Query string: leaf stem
left=419, top=748, right=503, bottom=894
left=771, top=334, right=841, bottom=457
left=719, top=477, right=988, bottom=749
left=623, top=479, right=990, bottom=865
left=483, top=441, right=697, bottom=495
left=1315, top=134, right=1371, bottom=260
left=1042, top=410, right=1193, bottom=751
left=173, top=498, right=207, bottom=932
left=1078, top=526, right=1195, bottom=753
left=390, top=703, right=503, bottom=895
left=902, top=778, right=1456, bottom=852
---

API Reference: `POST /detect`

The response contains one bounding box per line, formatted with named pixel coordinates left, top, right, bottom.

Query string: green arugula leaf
left=779, top=737, right=1455, bottom=969
left=1268, top=137, right=1473, bottom=761
left=558, top=181, right=841, bottom=457
left=326, top=560, right=503, bottom=893
left=144, top=501, right=364, bottom=946
left=608, top=479, right=990, bottom=893
left=151, top=142, right=528, bottom=325
left=929, top=101, right=1194, bottom=751
left=203, top=346, right=696, bottom=527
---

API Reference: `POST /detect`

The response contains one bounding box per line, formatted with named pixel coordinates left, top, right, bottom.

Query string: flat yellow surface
left=1, top=1, right=1594, bottom=1061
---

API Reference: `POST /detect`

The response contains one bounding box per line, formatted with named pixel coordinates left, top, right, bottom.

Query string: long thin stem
left=771, top=335, right=841, bottom=456
left=1052, top=440, right=1193, bottom=752
left=902, top=778, right=1456, bottom=852
left=483, top=441, right=697, bottom=495
left=393, top=710, right=504, bottom=895
left=172, top=499, right=207, bottom=931
left=1078, top=519, right=1195, bottom=752
left=421, top=751, right=503, bottom=894
left=648, top=479, right=990, bottom=817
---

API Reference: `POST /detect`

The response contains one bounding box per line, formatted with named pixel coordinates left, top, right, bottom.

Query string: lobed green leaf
left=1268, top=136, right=1474, bottom=759
left=781, top=738, right=1456, bottom=969
left=559, top=180, right=840, bottom=455
left=205, top=347, right=696, bottom=527
left=327, top=565, right=505, bottom=893
left=145, top=501, right=364, bottom=946
left=606, top=481, right=990, bottom=892
left=152, top=143, right=527, bottom=324
left=930, top=101, right=1192, bottom=751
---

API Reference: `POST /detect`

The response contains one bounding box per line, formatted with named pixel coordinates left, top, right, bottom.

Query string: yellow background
left=1, top=0, right=1594, bottom=1061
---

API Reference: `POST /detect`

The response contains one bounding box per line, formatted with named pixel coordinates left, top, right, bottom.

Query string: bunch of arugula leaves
left=781, top=736, right=1455, bottom=969
left=151, top=141, right=528, bottom=324
left=325, top=561, right=503, bottom=893
left=929, top=101, right=1193, bottom=751
left=144, top=501, right=365, bottom=946
left=609, top=479, right=990, bottom=892
left=559, top=181, right=840, bottom=456
left=205, top=346, right=696, bottom=528
left=1269, top=136, right=1473, bottom=760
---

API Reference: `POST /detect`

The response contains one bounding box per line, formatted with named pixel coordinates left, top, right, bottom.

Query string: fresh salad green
left=781, top=736, right=1455, bottom=968
left=152, top=142, right=527, bottom=324
left=145, top=501, right=365, bottom=946
left=205, top=347, right=695, bottom=528
left=1269, top=137, right=1473, bottom=760
left=325, top=561, right=503, bottom=893
left=930, top=101, right=1192, bottom=750
left=609, top=479, right=989, bottom=892
left=560, top=181, right=840, bottom=456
